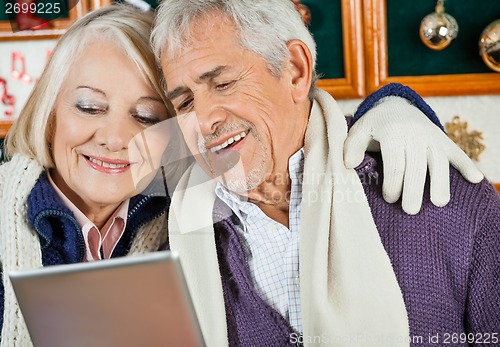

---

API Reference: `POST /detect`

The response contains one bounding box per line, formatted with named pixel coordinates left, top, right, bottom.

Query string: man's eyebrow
left=166, top=86, right=190, bottom=101
left=198, top=65, right=227, bottom=82
left=166, top=65, right=229, bottom=101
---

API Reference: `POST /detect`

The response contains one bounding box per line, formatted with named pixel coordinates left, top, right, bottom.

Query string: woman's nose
left=95, top=115, right=138, bottom=152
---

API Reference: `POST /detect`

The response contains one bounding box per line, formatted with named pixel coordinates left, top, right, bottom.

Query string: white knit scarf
left=169, top=89, right=409, bottom=347
left=0, top=154, right=168, bottom=346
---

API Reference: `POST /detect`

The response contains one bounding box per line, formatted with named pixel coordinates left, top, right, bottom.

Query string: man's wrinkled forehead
left=160, top=14, right=248, bottom=101
left=161, top=10, right=239, bottom=64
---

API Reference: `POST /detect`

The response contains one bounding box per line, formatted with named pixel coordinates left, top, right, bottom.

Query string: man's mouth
left=209, top=131, right=247, bottom=153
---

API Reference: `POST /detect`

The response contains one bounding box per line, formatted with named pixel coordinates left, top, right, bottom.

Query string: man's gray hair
left=151, top=0, right=318, bottom=87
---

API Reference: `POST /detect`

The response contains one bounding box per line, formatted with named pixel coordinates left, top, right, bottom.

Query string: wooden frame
left=0, top=121, right=11, bottom=138
left=317, top=0, right=365, bottom=99
left=363, top=0, right=500, bottom=96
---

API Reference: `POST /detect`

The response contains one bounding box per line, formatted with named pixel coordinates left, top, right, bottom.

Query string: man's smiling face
left=161, top=13, right=308, bottom=194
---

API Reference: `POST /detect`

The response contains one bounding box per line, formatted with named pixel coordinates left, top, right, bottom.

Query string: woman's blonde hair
left=5, top=4, right=172, bottom=168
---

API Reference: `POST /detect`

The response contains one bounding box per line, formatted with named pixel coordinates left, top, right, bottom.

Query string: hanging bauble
left=291, top=0, right=311, bottom=26
left=419, top=0, right=458, bottom=50
left=479, top=19, right=500, bottom=72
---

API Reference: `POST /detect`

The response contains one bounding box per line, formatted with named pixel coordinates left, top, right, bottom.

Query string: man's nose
left=193, top=94, right=227, bottom=136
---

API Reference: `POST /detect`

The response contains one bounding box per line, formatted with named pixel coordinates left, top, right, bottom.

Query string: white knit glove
left=344, top=96, right=484, bottom=215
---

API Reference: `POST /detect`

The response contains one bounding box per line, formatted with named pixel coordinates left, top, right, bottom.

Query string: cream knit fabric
left=0, top=155, right=43, bottom=347
left=0, top=154, right=168, bottom=346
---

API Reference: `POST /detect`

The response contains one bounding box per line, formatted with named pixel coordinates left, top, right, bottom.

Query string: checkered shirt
left=215, top=148, right=304, bottom=333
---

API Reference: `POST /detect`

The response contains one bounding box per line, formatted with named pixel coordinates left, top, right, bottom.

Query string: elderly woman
left=0, top=5, right=178, bottom=345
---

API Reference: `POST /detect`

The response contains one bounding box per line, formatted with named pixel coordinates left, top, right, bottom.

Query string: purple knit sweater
left=210, top=154, right=500, bottom=347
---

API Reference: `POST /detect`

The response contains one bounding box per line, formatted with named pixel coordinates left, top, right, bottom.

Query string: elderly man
left=152, top=1, right=500, bottom=346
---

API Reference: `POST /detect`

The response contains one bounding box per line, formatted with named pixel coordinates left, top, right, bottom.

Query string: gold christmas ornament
left=292, top=0, right=311, bottom=26
left=479, top=19, right=500, bottom=72
left=420, top=0, right=458, bottom=50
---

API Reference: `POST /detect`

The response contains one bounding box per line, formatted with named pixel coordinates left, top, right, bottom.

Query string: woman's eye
left=76, top=104, right=106, bottom=115
left=134, top=114, right=160, bottom=125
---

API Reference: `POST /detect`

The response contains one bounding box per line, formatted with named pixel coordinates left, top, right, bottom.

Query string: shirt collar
left=46, top=171, right=129, bottom=233
left=215, top=148, right=305, bottom=220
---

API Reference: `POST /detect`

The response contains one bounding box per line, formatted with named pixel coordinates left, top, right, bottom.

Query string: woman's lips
left=83, top=155, right=131, bottom=174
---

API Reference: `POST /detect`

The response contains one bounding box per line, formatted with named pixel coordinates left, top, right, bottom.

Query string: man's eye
left=177, top=98, right=193, bottom=113
left=215, top=81, right=235, bottom=91
left=76, top=104, right=107, bottom=115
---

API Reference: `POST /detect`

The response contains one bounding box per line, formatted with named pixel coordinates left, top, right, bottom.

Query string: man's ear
left=286, top=39, right=313, bottom=103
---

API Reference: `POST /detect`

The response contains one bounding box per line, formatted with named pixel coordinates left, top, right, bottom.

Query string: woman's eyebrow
left=76, top=85, right=107, bottom=96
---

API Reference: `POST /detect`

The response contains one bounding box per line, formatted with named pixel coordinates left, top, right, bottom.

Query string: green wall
left=387, top=1, right=500, bottom=76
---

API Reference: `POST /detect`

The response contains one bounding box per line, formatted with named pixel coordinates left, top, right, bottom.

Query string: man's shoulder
left=359, top=152, right=500, bottom=260
left=359, top=152, right=500, bottom=291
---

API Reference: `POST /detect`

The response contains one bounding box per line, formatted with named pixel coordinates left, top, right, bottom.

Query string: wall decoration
left=0, top=41, right=57, bottom=136
left=0, top=78, right=15, bottom=116
left=292, top=0, right=312, bottom=26
left=419, top=0, right=458, bottom=51
left=479, top=19, right=500, bottom=73
left=11, top=51, right=32, bottom=83
left=445, top=115, right=485, bottom=161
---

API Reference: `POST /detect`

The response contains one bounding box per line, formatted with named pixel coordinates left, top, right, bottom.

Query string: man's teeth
left=210, top=131, right=247, bottom=153
left=88, top=157, right=128, bottom=169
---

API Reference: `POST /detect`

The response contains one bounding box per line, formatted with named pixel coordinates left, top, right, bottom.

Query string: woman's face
left=51, top=40, right=170, bottom=216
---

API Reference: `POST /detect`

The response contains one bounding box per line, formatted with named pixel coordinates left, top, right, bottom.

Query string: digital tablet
left=9, top=251, right=205, bottom=347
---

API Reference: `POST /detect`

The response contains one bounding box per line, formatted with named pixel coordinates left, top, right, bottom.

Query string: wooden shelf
left=0, top=121, right=12, bottom=138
